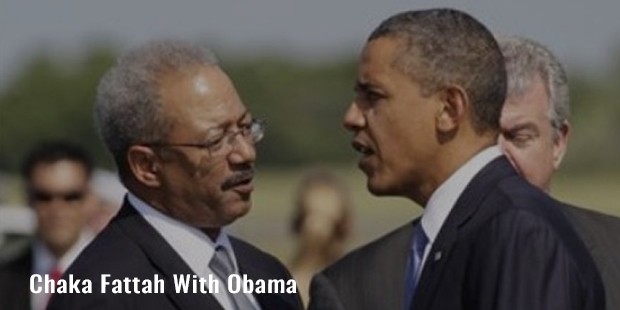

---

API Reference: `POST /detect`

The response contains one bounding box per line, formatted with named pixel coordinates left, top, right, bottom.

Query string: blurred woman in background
left=289, top=169, right=354, bottom=306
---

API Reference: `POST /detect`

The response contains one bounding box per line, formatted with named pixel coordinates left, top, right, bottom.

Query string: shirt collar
left=33, top=231, right=93, bottom=274
left=421, top=145, right=502, bottom=244
left=128, top=193, right=237, bottom=276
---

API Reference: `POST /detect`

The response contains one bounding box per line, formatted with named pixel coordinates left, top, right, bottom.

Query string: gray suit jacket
left=564, top=204, right=620, bottom=310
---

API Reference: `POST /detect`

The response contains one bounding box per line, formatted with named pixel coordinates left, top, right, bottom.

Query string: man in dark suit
left=498, top=35, right=620, bottom=310
left=48, top=41, right=302, bottom=310
left=309, top=9, right=605, bottom=310
left=0, top=141, right=94, bottom=310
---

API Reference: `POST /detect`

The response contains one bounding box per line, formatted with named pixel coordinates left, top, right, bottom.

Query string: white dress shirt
left=419, top=146, right=502, bottom=273
left=128, top=193, right=261, bottom=310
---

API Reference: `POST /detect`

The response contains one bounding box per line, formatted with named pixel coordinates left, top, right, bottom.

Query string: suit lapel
left=379, top=221, right=416, bottom=310
left=413, top=157, right=516, bottom=309
left=114, top=201, right=224, bottom=310
left=231, top=238, right=297, bottom=309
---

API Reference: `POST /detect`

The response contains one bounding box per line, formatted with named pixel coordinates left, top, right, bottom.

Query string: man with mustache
left=48, top=40, right=302, bottom=310
left=498, top=35, right=620, bottom=310
left=309, top=9, right=604, bottom=310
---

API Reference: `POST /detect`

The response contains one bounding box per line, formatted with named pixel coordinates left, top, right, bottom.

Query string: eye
left=354, top=84, right=385, bottom=106
left=204, top=132, right=226, bottom=151
left=506, top=130, right=537, bottom=148
left=365, top=91, right=384, bottom=103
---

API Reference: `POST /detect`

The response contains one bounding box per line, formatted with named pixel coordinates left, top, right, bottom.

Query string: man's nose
left=227, top=134, right=256, bottom=164
left=343, top=101, right=365, bottom=132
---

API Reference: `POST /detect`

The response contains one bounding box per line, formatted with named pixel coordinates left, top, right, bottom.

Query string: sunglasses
left=30, top=190, right=85, bottom=203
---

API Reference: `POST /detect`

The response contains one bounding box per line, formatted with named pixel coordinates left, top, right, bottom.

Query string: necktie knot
left=413, top=224, right=429, bottom=256
left=50, top=265, right=63, bottom=284
left=210, top=245, right=235, bottom=280
left=209, top=245, right=257, bottom=310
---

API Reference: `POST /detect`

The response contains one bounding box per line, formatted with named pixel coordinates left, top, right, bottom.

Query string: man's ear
left=127, top=145, right=162, bottom=188
left=436, top=85, right=468, bottom=133
left=552, top=120, right=570, bottom=170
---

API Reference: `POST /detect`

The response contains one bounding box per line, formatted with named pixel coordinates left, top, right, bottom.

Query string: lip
left=358, top=154, right=373, bottom=171
left=230, top=179, right=254, bottom=195
left=352, top=139, right=374, bottom=155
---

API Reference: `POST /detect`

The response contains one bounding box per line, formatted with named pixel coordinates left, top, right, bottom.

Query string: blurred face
left=28, top=160, right=88, bottom=257
left=343, top=37, right=439, bottom=199
left=301, top=185, right=345, bottom=227
left=499, top=76, right=568, bottom=191
left=154, top=65, right=257, bottom=228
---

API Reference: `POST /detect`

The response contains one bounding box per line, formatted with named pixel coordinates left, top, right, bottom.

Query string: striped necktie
left=209, top=245, right=257, bottom=310
left=404, top=223, right=429, bottom=310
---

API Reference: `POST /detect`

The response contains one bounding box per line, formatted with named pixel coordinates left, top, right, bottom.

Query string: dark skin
left=124, top=65, right=257, bottom=241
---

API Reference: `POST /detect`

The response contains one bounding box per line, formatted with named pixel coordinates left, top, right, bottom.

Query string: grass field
left=229, top=166, right=620, bottom=263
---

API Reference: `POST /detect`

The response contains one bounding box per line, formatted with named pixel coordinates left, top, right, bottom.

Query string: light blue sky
left=1, top=0, right=619, bottom=85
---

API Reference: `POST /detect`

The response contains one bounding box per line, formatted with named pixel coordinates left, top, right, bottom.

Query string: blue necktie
left=404, top=223, right=429, bottom=310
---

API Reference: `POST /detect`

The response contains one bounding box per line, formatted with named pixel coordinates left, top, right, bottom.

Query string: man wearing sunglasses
left=0, top=141, right=94, bottom=310
left=48, top=40, right=301, bottom=310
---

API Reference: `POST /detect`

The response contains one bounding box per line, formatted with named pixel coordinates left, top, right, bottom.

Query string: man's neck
left=201, top=228, right=221, bottom=242
left=415, top=137, right=497, bottom=206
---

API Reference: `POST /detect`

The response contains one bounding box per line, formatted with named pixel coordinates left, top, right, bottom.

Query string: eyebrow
left=354, top=80, right=386, bottom=95
left=201, top=111, right=252, bottom=138
left=505, top=122, right=539, bottom=134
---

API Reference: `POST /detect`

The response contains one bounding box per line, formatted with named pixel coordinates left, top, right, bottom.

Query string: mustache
left=222, top=169, right=255, bottom=189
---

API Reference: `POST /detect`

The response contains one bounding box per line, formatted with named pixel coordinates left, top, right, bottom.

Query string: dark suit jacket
left=564, top=204, right=620, bottom=310
left=309, top=157, right=605, bottom=310
left=48, top=201, right=302, bottom=310
left=0, top=243, right=32, bottom=310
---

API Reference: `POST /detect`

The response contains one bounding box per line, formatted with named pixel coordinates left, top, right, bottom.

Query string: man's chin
left=366, top=178, right=390, bottom=196
left=220, top=201, right=252, bottom=224
left=366, top=174, right=404, bottom=197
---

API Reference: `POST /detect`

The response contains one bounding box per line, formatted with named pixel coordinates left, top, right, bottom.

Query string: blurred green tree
left=0, top=48, right=359, bottom=172
left=0, top=47, right=116, bottom=172
left=1, top=44, right=617, bottom=174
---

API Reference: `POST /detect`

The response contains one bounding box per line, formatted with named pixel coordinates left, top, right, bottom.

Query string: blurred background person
left=0, top=141, right=94, bottom=310
left=498, top=35, right=620, bottom=309
left=289, top=169, right=354, bottom=306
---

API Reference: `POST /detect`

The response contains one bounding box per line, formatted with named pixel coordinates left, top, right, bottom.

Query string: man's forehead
left=501, top=95, right=550, bottom=131
left=361, top=38, right=401, bottom=69
left=31, top=161, right=88, bottom=188
left=193, top=74, right=210, bottom=95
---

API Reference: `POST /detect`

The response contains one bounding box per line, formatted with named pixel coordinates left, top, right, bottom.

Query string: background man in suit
left=49, top=41, right=302, bottom=310
left=0, top=141, right=94, bottom=310
left=309, top=9, right=604, bottom=310
left=498, top=35, right=620, bottom=310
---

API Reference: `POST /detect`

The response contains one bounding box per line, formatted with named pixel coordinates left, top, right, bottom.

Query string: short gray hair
left=498, top=36, right=570, bottom=136
left=95, top=40, right=218, bottom=177
left=369, top=9, right=507, bottom=133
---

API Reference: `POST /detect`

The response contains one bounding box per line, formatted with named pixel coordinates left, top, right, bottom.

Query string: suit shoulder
left=496, top=176, right=559, bottom=212
left=0, top=241, right=31, bottom=284
left=229, top=236, right=291, bottom=276
left=564, top=204, right=620, bottom=230
left=322, top=222, right=411, bottom=279
left=65, top=221, right=149, bottom=277
left=0, top=239, right=31, bottom=268
left=230, top=236, right=280, bottom=263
